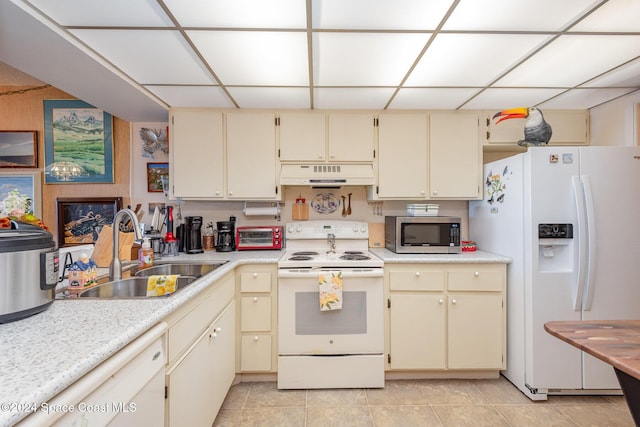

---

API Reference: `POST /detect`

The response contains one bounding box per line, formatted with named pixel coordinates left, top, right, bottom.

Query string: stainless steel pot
left=0, top=222, right=59, bottom=323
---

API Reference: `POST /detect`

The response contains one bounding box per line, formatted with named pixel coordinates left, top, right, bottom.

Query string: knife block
left=292, top=203, right=309, bottom=220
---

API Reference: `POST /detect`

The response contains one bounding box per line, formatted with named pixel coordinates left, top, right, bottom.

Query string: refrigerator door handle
left=572, top=176, right=587, bottom=311
left=582, top=175, right=597, bottom=311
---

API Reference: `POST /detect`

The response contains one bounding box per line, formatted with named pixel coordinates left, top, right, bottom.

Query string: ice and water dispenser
left=538, top=223, right=574, bottom=272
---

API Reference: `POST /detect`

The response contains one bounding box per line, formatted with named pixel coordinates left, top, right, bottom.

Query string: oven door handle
left=278, top=269, right=384, bottom=279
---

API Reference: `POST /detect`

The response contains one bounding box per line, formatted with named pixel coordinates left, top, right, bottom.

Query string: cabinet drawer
left=240, top=272, right=272, bottom=292
left=167, top=274, right=234, bottom=365
left=448, top=268, right=504, bottom=291
left=241, top=296, right=272, bottom=331
left=241, top=334, right=272, bottom=371
left=389, top=269, right=445, bottom=291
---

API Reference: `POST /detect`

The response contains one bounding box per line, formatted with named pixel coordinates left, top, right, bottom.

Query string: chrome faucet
left=109, top=208, right=143, bottom=281
left=327, top=233, right=336, bottom=254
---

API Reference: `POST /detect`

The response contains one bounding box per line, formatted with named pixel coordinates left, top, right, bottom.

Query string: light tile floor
left=213, top=376, right=634, bottom=426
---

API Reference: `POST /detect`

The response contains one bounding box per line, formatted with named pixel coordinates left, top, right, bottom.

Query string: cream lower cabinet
left=387, top=263, right=506, bottom=371
left=164, top=272, right=235, bottom=427
left=237, top=265, right=277, bottom=372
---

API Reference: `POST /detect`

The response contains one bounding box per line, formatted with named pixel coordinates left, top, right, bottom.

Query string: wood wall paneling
left=0, top=85, right=131, bottom=241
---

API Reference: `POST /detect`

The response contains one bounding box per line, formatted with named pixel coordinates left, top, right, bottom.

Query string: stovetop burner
left=292, top=251, right=320, bottom=256
left=339, top=253, right=371, bottom=261
left=288, top=255, right=314, bottom=261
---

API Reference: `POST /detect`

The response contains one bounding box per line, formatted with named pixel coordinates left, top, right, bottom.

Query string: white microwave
left=384, top=216, right=461, bottom=254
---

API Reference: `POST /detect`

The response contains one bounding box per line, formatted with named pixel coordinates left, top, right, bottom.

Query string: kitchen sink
left=71, top=262, right=227, bottom=299
left=76, top=276, right=197, bottom=298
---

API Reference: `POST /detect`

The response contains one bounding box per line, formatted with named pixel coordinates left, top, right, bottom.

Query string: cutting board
left=91, top=225, right=136, bottom=267
left=368, top=223, right=385, bottom=248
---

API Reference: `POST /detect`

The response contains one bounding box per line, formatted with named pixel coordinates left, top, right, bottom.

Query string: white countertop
left=0, top=248, right=508, bottom=426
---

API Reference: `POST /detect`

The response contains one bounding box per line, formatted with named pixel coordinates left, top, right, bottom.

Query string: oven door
left=278, top=268, right=384, bottom=355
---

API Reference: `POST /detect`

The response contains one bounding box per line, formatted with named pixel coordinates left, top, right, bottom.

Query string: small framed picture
left=0, top=131, right=38, bottom=168
left=147, top=162, right=168, bottom=193
left=56, top=197, right=122, bottom=247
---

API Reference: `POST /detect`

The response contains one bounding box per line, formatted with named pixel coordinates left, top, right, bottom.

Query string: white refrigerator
left=469, top=146, right=640, bottom=400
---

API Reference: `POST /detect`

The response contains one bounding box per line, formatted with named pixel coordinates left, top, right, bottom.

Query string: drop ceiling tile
left=537, top=87, right=638, bottom=109
left=463, top=88, right=565, bottom=109
left=314, top=88, right=395, bottom=109
left=496, top=35, right=640, bottom=87
left=405, top=34, right=550, bottom=86
left=145, top=85, right=234, bottom=108
left=188, top=31, right=308, bottom=86
left=582, top=58, right=640, bottom=88
left=390, top=88, right=481, bottom=109
left=70, top=29, right=215, bottom=84
left=312, top=0, right=453, bottom=30
left=314, top=32, right=430, bottom=86
left=570, top=0, right=640, bottom=31
left=164, top=0, right=306, bottom=28
left=27, top=0, right=173, bottom=26
left=227, top=87, right=310, bottom=108
left=443, top=0, right=600, bottom=31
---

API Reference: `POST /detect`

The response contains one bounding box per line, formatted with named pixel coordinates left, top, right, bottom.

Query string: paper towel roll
left=243, top=206, right=281, bottom=216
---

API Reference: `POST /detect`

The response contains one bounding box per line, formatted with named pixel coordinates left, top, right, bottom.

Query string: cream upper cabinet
left=278, top=112, right=326, bottom=161
left=170, top=109, right=224, bottom=199
left=429, top=111, right=482, bottom=199
left=377, top=113, right=428, bottom=199
left=484, top=109, right=589, bottom=146
left=327, top=113, right=375, bottom=162
left=226, top=112, right=280, bottom=200
left=386, top=263, right=506, bottom=371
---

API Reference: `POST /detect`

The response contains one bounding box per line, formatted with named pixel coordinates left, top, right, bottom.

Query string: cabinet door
left=226, top=112, right=278, bottom=199
left=241, top=296, right=271, bottom=332
left=327, top=113, right=375, bottom=161
left=448, top=294, right=503, bottom=369
left=377, top=114, right=428, bottom=199
left=167, top=302, right=235, bottom=427
left=241, top=334, right=272, bottom=371
left=389, top=294, right=445, bottom=369
left=279, top=112, right=326, bottom=161
left=485, top=109, right=589, bottom=145
left=429, top=112, right=481, bottom=199
left=171, top=109, right=224, bottom=199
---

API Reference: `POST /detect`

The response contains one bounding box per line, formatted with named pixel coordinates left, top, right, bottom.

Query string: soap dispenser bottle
left=138, top=237, right=154, bottom=269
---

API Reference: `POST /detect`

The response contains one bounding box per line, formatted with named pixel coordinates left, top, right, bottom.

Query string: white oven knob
left=352, top=224, right=359, bottom=232
left=360, top=224, right=367, bottom=233
left=296, top=225, right=302, bottom=232
left=287, top=224, right=295, bottom=233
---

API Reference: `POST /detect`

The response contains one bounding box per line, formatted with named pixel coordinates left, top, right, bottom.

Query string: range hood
left=279, top=164, right=375, bottom=187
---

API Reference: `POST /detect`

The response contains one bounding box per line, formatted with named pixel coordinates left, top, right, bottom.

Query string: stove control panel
left=286, top=221, right=368, bottom=239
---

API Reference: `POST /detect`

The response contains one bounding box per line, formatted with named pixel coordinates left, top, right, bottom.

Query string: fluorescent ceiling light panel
left=538, top=87, right=637, bottom=109
left=443, top=0, right=600, bottom=31
left=496, top=35, right=640, bottom=87
left=164, top=0, right=307, bottom=28
left=188, top=31, right=308, bottom=86
left=463, top=88, right=565, bottom=109
left=227, top=87, right=310, bottom=109
left=390, top=88, right=481, bottom=109
left=405, top=34, right=550, bottom=86
left=314, top=88, right=395, bottom=109
left=70, top=29, right=215, bottom=84
left=570, top=0, right=640, bottom=31
left=314, top=33, right=430, bottom=86
left=27, top=0, right=173, bottom=26
left=312, top=0, right=453, bottom=30
left=582, top=58, right=640, bottom=88
left=145, top=85, right=234, bottom=108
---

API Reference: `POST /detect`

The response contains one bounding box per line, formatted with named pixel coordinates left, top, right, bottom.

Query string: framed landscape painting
left=44, top=100, right=114, bottom=184
left=0, top=170, right=42, bottom=218
left=147, top=162, right=168, bottom=192
left=0, top=131, right=37, bottom=168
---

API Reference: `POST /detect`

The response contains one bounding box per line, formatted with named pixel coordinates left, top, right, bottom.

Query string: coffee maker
left=215, top=220, right=236, bottom=252
left=184, top=216, right=204, bottom=254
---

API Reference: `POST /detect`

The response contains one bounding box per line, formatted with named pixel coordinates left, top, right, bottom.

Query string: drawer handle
left=253, top=273, right=258, bottom=278
left=254, top=336, right=259, bottom=341
left=451, top=299, right=457, bottom=304
left=415, top=272, right=420, bottom=277
left=253, top=297, right=258, bottom=302
left=210, top=327, right=223, bottom=338
left=474, top=271, right=480, bottom=277
left=438, top=298, right=444, bottom=304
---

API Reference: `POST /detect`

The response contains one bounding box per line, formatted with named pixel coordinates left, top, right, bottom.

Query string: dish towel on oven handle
left=319, top=270, right=343, bottom=311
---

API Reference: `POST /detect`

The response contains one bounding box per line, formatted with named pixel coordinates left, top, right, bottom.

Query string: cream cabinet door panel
left=429, top=112, right=481, bottom=199
left=226, top=112, right=278, bottom=199
left=377, top=114, right=428, bottom=199
left=447, top=294, right=503, bottom=369
left=486, top=109, right=589, bottom=145
left=389, top=269, right=445, bottom=292
left=241, top=334, right=272, bottom=371
left=171, top=110, right=224, bottom=199
left=389, top=294, right=446, bottom=370
left=241, top=296, right=272, bottom=332
left=327, top=113, right=374, bottom=161
left=240, top=272, right=272, bottom=292
left=279, top=112, right=326, bottom=161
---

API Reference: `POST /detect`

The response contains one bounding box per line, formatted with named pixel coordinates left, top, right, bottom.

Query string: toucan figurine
left=493, top=107, right=552, bottom=147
